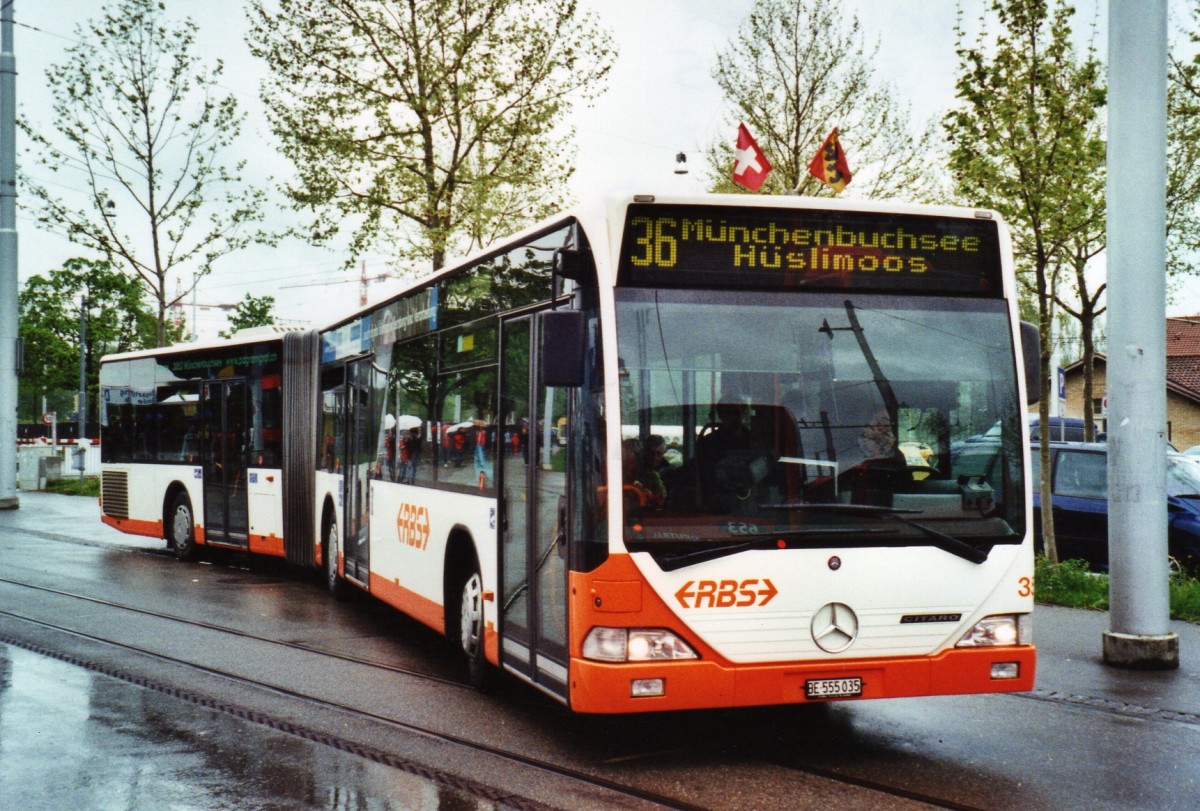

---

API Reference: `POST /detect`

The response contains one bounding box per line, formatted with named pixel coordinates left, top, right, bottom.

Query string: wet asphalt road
left=0, top=644, right=497, bottom=810
left=2, top=490, right=1200, bottom=809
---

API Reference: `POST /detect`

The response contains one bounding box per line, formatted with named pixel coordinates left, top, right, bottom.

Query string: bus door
left=341, top=357, right=378, bottom=586
left=201, top=379, right=250, bottom=548
left=499, top=314, right=569, bottom=698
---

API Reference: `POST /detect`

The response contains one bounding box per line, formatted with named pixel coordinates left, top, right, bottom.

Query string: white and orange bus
left=101, top=193, right=1040, bottom=712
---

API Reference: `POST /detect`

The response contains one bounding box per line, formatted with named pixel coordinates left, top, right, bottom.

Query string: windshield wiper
left=653, top=526, right=898, bottom=571
left=761, top=502, right=920, bottom=515
left=761, top=502, right=990, bottom=564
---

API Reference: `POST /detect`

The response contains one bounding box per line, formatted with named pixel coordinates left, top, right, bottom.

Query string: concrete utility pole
left=0, top=2, right=18, bottom=510
left=78, top=296, right=87, bottom=441
left=1104, top=0, right=1177, bottom=668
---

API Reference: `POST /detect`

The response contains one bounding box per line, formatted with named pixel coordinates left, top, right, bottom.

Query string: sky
left=14, top=0, right=1195, bottom=338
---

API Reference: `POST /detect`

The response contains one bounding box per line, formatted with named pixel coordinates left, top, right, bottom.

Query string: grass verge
left=42, top=477, right=100, bottom=498
left=1035, top=555, right=1200, bottom=624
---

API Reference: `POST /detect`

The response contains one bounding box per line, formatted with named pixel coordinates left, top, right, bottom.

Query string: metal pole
left=192, top=271, right=198, bottom=340
left=77, top=296, right=87, bottom=480
left=1104, top=0, right=1178, bottom=668
left=78, top=296, right=87, bottom=440
left=0, top=2, right=18, bottom=509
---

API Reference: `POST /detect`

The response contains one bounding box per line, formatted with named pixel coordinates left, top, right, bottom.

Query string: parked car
left=1029, top=416, right=1102, bottom=443
left=1032, top=441, right=1200, bottom=575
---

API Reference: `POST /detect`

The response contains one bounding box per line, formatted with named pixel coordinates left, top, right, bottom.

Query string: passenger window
left=1053, top=451, right=1106, bottom=499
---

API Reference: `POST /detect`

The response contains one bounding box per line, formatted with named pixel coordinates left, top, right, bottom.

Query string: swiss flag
left=732, top=123, right=772, bottom=191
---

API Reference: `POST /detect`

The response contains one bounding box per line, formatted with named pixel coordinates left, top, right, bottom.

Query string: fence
left=17, top=441, right=101, bottom=488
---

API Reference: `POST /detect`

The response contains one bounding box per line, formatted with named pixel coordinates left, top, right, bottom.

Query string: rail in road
left=2, top=523, right=1199, bottom=809
left=0, top=567, right=951, bottom=810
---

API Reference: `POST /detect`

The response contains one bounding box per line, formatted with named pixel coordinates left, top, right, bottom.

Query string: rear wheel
left=457, top=563, right=491, bottom=690
left=170, top=492, right=198, bottom=562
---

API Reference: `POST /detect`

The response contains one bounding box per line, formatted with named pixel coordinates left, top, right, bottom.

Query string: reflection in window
left=433, top=368, right=498, bottom=495
left=319, top=366, right=344, bottom=474
left=1054, top=451, right=1106, bottom=499
left=614, top=289, right=1025, bottom=554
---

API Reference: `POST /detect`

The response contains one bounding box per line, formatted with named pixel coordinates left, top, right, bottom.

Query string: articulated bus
left=100, top=193, right=1040, bottom=713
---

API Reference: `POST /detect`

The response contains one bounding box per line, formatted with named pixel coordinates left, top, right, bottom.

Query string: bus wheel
left=457, top=564, right=491, bottom=690
left=324, top=517, right=347, bottom=601
left=170, top=493, right=198, bottom=562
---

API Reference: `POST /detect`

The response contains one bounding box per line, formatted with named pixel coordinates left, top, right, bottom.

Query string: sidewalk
left=3, top=488, right=163, bottom=552
left=1032, top=603, right=1200, bottom=722
left=3, top=489, right=1199, bottom=720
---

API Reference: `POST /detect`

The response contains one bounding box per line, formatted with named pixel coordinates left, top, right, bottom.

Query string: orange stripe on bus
left=369, top=573, right=446, bottom=636
left=248, top=534, right=285, bottom=557
left=101, top=514, right=162, bottom=539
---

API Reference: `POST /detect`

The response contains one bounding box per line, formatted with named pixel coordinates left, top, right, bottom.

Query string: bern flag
left=732, top=123, right=772, bottom=191
left=808, top=128, right=852, bottom=193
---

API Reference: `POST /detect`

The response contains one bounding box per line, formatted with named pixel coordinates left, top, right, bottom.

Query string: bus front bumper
left=567, top=645, right=1036, bottom=714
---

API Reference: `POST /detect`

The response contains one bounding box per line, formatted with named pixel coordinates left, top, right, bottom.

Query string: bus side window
left=319, top=366, right=344, bottom=474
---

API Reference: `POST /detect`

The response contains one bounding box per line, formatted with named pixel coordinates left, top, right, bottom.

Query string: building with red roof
left=1062, top=316, right=1200, bottom=450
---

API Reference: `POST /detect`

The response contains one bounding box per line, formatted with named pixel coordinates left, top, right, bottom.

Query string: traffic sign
left=41, top=411, right=55, bottom=426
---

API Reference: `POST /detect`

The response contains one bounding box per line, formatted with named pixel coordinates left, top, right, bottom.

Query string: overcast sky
left=18, top=0, right=1196, bottom=336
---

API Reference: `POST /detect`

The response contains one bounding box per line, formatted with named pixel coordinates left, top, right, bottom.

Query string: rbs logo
left=674, top=579, right=778, bottom=609
left=396, top=503, right=431, bottom=550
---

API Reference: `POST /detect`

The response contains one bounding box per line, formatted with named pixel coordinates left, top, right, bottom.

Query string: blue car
left=1031, top=441, right=1200, bottom=575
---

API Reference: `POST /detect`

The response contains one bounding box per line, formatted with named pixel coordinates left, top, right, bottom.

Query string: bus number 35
left=628, top=216, right=677, bottom=268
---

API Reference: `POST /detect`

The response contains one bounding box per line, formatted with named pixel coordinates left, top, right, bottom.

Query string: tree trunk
left=1081, top=312, right=1097, bottom=442
left=1038, top=267, right=1058, bottom=563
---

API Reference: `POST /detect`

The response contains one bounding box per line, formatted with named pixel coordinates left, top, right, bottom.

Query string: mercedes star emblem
left=811, top=601, right=860, bottom=653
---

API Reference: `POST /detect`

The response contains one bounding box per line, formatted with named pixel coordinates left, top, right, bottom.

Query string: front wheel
left=170, top=492, right=198, bottom=562
left=324, top=516, right=348, bottom=601
left=457, top=564, right=491, bottom=690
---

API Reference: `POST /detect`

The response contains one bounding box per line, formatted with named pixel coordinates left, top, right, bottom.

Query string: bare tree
left=704, top=0, right=941, bottom=200
left=20, top=0, right=269, bottom=347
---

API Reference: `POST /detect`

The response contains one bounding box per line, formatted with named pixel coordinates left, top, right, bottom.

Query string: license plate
left=805, top=677, right=863, bottom=699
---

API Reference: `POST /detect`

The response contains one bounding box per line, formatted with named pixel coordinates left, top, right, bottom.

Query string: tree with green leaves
left=943, top=0, right=1106, bottom=563
left=18, top=258, right=165, bottom=428
left=247, top=0, right=615, bottom=274
left=19, top=0, right=269, bottom=347
left=1167, top=4, right=1200, bottom=284
left=704, top=0, right=940, bottom=199
left=220, top=294, right=277, bottom=339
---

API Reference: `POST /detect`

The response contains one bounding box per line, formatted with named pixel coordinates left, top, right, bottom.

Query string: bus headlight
left=583, top=627, right=698, bottom=661
left=956, top=614, right=1031, bottom=647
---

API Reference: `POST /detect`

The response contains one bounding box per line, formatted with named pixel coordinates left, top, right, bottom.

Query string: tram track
left=0, top=611, right=981, bottom=811
left=7, top=561, right=1200, bottom=733
left=0, top=569, right=973, bottom=810
left=6, top=536, right=1194, bottom=809
left=0, top=573, right=475, bottom=690
left=0, top=600, right=703, bottom=811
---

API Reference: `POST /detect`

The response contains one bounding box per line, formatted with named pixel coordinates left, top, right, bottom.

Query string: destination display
left=617, top=204, right=1004, bottom=296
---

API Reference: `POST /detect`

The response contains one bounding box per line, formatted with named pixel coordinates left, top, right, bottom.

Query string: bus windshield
left=614, top=288, right=1025, bottom=568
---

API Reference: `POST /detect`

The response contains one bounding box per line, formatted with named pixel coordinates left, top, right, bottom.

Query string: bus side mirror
left=1020, top=321, right=1040, bottom=405
left=541, top=310, right=585, bottom=387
